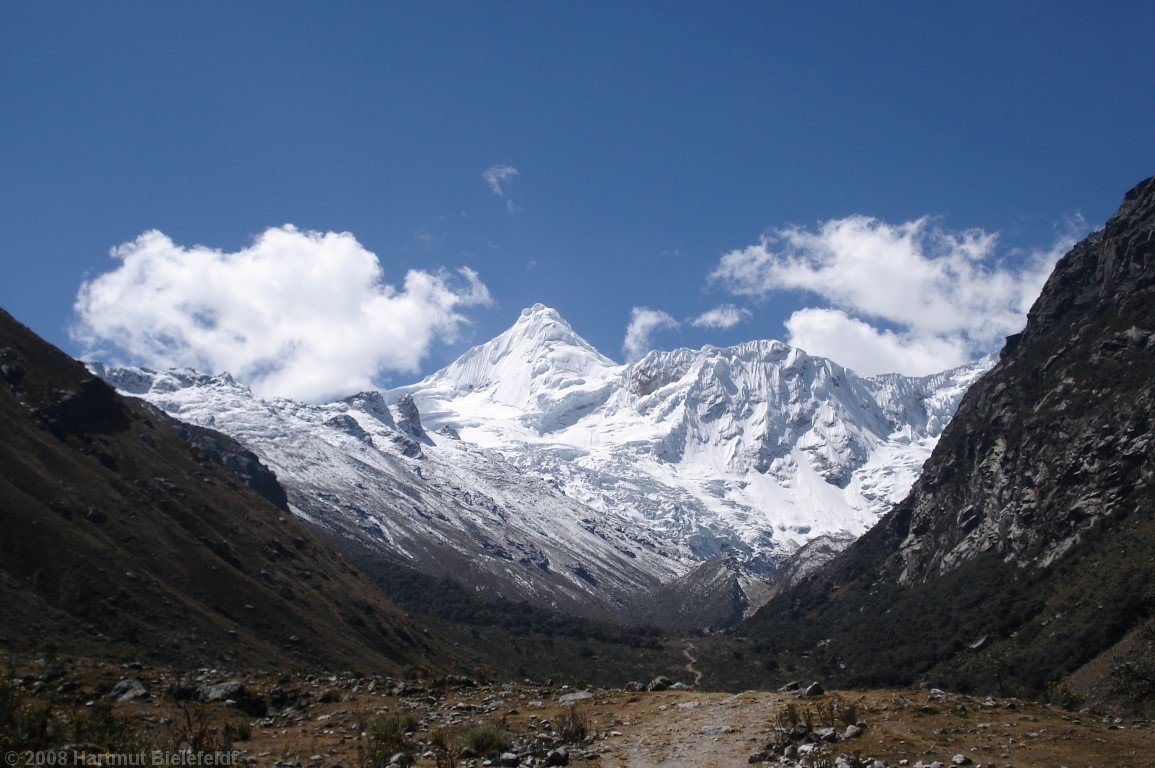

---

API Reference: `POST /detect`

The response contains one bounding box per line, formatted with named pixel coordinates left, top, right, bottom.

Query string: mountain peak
left=408, top=304, right=618, bottom=411
left=506, top=303, right=593, bottom=351
left=520, top=302, right=561, bottom=319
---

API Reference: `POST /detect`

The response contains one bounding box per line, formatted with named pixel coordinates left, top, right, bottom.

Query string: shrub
left=360, top=713, right=416, bottom=766
left=1046, top=677, right=1084, bottom=711
left=460, top=722, right=511, bottom=757
left=552, top=705, right=589, bottom=743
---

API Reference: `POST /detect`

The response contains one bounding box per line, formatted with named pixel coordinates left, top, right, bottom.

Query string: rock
left=669, top=682, right=691, bottom=691
left=545, top=748, right=569, bottom=766
left=624, top=681, right=642, bottom=691
left=388, top=432, right=424, bottom=459
left=779, top=681, right=801, bottom=692
left=748, top=752, right=770, bottom=764
left=109, top=678, right=148, bottom=702
left=815, top=726, right=837, bottom=742
left=458, top=747, right=478, bottom=759
left=843, top=724, right=865, bottom=740
left=700, top=725, right=733, bottom=735
left=951, top=756, right=972, bottom=766
left=498, top=752, right=520, bottom=766
left=198, top=680, right=245, bottom=702
left=394, top=395, right=427, bottom=440
left=967, top=635, right=990, bottom=651
left=647, top=676, right=672, bottom=692
left=325, top=414, right=374, bottom=444
left=558, top=690, right=592, bottom=704
left=196, top=679, right=267, bottom=716
left=804, top=681, right=824, bottom=696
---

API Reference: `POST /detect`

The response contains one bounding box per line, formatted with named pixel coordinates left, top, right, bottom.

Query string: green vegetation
left=359, top=713, right=419, bottom=767
left=459, top=722, right=511, bottom=758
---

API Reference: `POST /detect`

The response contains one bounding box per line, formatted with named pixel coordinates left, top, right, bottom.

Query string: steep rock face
left=886, top=177, right=1154, bottom=582
left=0, top=309, right=438, bottom=671
left=744, top=177, right=1155, bottom=702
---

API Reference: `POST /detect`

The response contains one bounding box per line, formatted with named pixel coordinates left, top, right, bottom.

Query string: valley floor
left=6, top=659, right=1155, bottom=768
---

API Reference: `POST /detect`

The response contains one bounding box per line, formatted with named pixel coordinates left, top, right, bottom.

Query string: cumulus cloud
left=482, top=164, right=520, bottom=210
left=73, top=226, right=492, bottom=402
left=689, top=304, right=751, bottom=330
left=622, top=307, right=679, bottom=362
left=711, top=216, right=1079, bottom=375
left=783, top=308, right=972, bottom=376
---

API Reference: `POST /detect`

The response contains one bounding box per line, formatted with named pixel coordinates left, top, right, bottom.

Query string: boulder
left=647, top=676, right=672, bottom=692
left=196, top=679, right=267, bottom=716
left=109, top=678, right=148, bottom=702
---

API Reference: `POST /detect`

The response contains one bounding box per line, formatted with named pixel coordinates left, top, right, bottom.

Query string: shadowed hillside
left=0, top=308, right=440, bottom=671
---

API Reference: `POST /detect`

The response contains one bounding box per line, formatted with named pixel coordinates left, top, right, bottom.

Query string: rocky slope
left=744, top=176, right=1155, bottom=707
left=0, top=308, right=439, bottom=671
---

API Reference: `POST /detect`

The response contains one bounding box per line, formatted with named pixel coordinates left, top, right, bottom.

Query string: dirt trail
left=682, top=641, right=703, bottom=687
left=593, top=689, right=1155, bottom=768
left=597, top=690, right=775, bottom=768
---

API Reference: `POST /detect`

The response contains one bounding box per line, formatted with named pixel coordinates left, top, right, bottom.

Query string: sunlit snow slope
left=93, top=304, right=989, bottom=624
left=393, top=304, right=991, bottom=574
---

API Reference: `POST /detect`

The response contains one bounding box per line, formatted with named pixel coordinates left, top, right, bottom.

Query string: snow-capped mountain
left=89, top=363, right=682, bottom=621
left=393, top=304, right=991, bottom=574
left=91, top=304, right=990, bottom=626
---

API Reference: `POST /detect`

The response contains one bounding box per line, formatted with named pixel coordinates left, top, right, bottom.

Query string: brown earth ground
left=6, top=659, right=1155, bottom=768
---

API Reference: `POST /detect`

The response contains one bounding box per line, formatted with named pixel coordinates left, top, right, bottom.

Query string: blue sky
left=2, top=2, right=1153, bottom=400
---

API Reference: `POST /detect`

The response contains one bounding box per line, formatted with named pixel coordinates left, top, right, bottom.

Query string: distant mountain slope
left=743, top=177, right=1155, bottom=708
left=394, top=304, right=991, bottom=573
left=95, top=309, right=988, bottom=627
left=89, top=365, right=681, bottom=622
left=0, top=308, right=439, bottom=671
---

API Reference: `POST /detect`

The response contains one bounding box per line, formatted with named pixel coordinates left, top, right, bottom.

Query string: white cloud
left=690, top=304, right=751, bottom=330
left=482, top=164, right=520, bottom=210
left=73, top=226, right=492, bottom=402
left=711, top=216, right=1080, bottom=375
left=783, top=308, right=971, bottom=377
left=623, top=307, right=679, bottom=362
